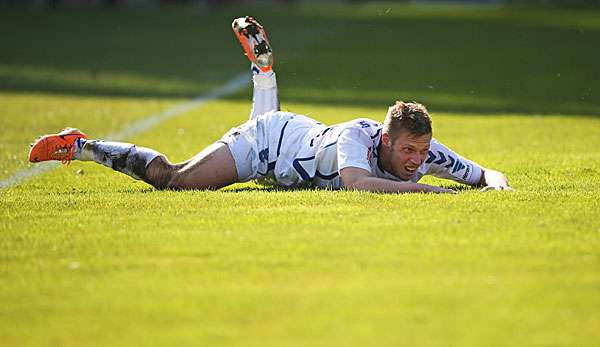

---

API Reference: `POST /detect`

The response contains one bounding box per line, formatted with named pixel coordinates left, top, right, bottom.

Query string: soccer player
left=28, top=16, right=513, bottom=194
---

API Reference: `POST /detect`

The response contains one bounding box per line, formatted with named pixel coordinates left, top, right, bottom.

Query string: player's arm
left=426, top=139, right=514, bottom=191
left=340, top=167, right=455, bottom=194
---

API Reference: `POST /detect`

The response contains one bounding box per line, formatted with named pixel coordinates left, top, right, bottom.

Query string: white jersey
left=248, top=112, right=483, bottom=189
left=221, top=67, right=483, bottom=189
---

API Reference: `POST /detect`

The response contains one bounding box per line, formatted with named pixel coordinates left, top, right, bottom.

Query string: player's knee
left=165, top=173, right=185, bottom=190
left=145, top=156, right=176, bottom=190
left=165, top=173, right=199, bottom=190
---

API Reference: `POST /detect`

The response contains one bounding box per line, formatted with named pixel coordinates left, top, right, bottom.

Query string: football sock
left=252, top=66, right=276, bottom=89
left=73, top=139, right=161, bottom=181
left=250, top=64, right=279, bottom=119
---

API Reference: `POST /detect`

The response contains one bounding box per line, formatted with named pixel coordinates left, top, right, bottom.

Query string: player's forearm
left=346, top=176, right=454, bottom=194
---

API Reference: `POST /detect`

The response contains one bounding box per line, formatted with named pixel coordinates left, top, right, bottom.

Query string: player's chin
left=398, top=167, right=418, bottom=180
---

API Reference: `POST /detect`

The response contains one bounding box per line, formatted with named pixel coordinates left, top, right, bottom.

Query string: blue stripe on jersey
left=370, top=128, right=382, bottom=139
left=276, top=119, right=291, bottom=157
left=426, top=151, right=436, bottom=164
left=322, top=141, right=337, bottom=149
left=292, top=156, right=313, bottom=181
left=292, top=156, right=339, bottom=181
left=315, top=171, right=339, bottom=180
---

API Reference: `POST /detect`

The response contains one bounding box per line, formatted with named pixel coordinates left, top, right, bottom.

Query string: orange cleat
left=28, top=127, right=87, bottom=164
left=232, top=16, right=274, bottom=72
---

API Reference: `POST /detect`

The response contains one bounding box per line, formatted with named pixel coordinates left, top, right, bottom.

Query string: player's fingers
left=481, top=185, right=515, bottom=192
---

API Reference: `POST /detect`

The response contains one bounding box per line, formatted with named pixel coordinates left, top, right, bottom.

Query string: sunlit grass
left=1, top=4, right=599, bottom=347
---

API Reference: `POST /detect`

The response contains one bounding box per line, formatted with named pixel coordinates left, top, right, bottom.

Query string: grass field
left=1, top=3, right=600, bottom=346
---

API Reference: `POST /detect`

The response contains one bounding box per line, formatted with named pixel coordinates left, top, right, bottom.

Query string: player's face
left=385, top=132, right=432, bottom=180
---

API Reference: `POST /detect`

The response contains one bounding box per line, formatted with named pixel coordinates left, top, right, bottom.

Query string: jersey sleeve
left=425, top=138, right=484, bottom=185
left=337, top=128, right=374, bottom=173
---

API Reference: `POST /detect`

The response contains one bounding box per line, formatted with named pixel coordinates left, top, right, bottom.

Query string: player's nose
left=409, top=153, right=422, bottom=165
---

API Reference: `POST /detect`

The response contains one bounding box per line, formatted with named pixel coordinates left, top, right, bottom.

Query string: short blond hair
left=383, top=101, right=432, bottom=142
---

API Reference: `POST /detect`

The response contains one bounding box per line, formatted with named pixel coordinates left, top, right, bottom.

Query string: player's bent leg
left=250, top=69, right=279, bottom=119
left=232, top=16, right=280, bottom=119
left=165, top=142, right=238, bottom=190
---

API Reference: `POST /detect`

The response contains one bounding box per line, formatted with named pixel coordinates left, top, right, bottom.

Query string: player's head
left=380, top=101, right=433, bottom=180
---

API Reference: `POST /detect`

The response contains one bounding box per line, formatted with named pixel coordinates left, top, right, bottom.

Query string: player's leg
left=250, top=67, right=279, bottom=120
left=28, top=128, right=238, bottom=190
left=78, top=139, right=239, bottom=190
left=232, top=16, right=280, bottom=119
left=155, top=142, right=238, bottom=190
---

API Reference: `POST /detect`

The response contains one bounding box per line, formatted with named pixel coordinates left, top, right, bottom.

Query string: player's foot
left=28, top=127, right=87, bottom=164
left=232, top=16, right=274, bottom=72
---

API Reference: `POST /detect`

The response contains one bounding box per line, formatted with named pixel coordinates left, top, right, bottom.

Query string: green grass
left=1, top=4, right=600, bottom=347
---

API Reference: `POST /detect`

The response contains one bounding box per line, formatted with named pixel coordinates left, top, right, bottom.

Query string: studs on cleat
left=244, top=23, right=260, bottom=37
left=232, top=16, right=273, bottom=72
left=254, top=40, right=271, bottom=56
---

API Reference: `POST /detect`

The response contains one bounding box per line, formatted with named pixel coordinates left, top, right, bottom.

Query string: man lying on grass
left=28, top=16, right=512, bottom=194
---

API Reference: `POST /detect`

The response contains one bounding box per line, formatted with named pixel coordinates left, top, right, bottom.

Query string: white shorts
left=218, top=111, right=323, bottom=184
left=218, top=119, right=259, bottom=182
left=218, top=111, right=292, bottom=182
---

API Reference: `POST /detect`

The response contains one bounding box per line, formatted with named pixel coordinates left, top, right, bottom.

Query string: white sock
left=250, top=64, right=279, bottom=119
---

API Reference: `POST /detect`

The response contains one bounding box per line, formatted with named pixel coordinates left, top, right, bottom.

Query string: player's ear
left=382, top=132, right=392, bottom=147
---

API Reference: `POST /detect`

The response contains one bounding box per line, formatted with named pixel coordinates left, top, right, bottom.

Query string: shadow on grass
left=224, top=184, right=481, bottom=194
left=222, top=186, right=287, bottom=193
left=1, top=5, right=599, bottom=116
left=126, top=183, right=477, bottom=194
left=126, top=185, right=287, bottom=194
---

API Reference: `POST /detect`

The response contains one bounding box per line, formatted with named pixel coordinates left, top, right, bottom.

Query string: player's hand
left=479, top=169, right=515, bottom=192
left=480, top=185, right=515, bottom=192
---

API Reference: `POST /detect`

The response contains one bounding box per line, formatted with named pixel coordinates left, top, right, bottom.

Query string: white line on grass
left=0, top=73, right=249, bottom=190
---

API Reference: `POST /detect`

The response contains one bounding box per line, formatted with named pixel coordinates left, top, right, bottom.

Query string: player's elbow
left=340, top=167, right=374, bottom=191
